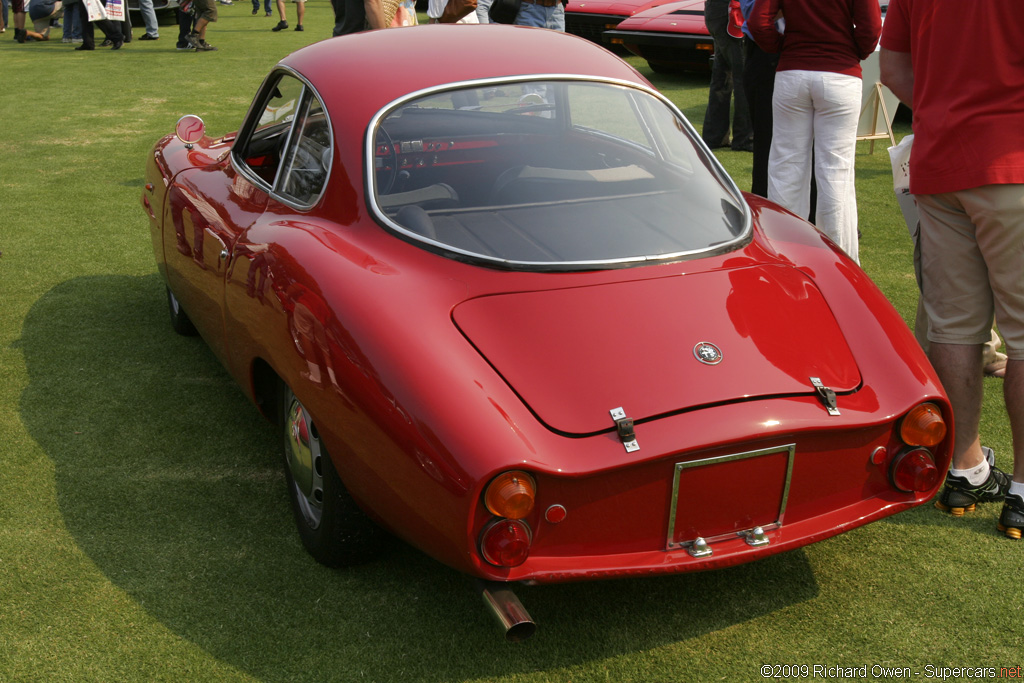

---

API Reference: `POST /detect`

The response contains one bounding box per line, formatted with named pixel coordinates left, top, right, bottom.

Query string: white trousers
left=768, top=70, right=863, bottom=263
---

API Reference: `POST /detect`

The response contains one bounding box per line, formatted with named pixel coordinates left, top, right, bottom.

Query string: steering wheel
left=374, top=126, right=398, bottom=195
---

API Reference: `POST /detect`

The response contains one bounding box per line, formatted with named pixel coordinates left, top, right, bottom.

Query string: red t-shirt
left=881, top=0, right=1024, bottom=194
left=748, top=0, right=881, bottom=78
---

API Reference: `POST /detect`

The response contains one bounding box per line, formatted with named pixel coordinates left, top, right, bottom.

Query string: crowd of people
left=2, top=0, right=564, bottom=49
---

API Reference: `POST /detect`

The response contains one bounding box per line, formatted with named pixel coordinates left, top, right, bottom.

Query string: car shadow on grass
left=19, top=273, right=820, bottom=682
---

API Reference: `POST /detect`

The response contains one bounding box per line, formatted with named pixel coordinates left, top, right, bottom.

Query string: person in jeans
left=174, top=3, right=195, bottom=48
left=513, top=0, right=563, bottom=30
left=880, top=0, right=1024, bottom=539
left=136, top=0, right=158, bottom=39
left=60, top=0, right=82, bottom=41
left=748, top=0, right=881, bottom=264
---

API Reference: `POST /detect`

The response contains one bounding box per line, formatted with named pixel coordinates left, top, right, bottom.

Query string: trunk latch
left=810, top=377, right=840, bottom=415
left=610, top=407, right=639, bottom=452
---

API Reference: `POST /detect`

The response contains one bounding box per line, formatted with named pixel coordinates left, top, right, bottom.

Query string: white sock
left=949, top=459, right=990, bottom=486
left=1008, top=481, right=1024, bottom=501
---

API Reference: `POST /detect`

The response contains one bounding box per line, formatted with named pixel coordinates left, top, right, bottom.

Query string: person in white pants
left=768, top=70, right=862, bottom=261
left=747, top=0, right=882, bottom=264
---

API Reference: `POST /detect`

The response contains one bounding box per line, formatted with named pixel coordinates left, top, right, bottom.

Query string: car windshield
left=369, top=79, right=749, bottom=270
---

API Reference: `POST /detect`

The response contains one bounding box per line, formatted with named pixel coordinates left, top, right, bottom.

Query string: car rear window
left=368, top=79, right=749, bottom=270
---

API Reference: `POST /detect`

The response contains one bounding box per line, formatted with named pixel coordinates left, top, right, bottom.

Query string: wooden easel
left=857, top=82, right=897, bottom=154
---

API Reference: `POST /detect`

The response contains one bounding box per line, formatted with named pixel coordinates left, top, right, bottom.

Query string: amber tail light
left=480, top=520, right=532, bottom=568
left=890, top=448, right=940, bottom=492
left=900, top=403, right=947, bottom=447
left=484, top=471, right=536, bottom=520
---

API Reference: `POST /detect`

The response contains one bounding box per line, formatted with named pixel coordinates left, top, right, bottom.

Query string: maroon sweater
left=748, top=0, right=881, bottom=78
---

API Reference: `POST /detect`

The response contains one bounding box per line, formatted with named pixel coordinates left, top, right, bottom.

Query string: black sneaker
left=935, top=458, right=1011, bottom=516
left=294, top=24, right=303, bottom=30
left=196, top=39, right=217, bottom=51
left=997, top=494, right=1024, bottom=540
left=272, top=20, right=287, bottom=30
left=185, top=31, right=201, bottom=48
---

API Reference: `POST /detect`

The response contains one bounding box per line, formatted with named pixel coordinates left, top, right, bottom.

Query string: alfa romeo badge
left=693, top=342, right=723, bottom=365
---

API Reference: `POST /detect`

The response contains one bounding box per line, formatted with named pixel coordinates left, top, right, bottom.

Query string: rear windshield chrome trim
left=365, top=74, right=752, bottom=271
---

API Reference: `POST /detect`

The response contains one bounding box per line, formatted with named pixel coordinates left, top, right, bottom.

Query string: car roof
left=279, top=25, right=651, bottom=124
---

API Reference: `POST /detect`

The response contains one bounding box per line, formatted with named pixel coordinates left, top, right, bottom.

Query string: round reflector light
left=480, top=520, right=532, bottom=567
left=890, top=448, right=940, bottom=492
left=900, top=403, right=947, bottom=447
left=484, top=471, right=536, bottom=520
left=545, top=504, right=567, bottom=524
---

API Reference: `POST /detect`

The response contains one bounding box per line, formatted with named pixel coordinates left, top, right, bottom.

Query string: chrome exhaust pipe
left=478, top=580, right=536, bottom=642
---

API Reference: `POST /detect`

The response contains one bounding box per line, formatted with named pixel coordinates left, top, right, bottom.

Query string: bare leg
left=276, top=0, right=286, bottom=20
left=930, top=342, right=985, bottom=470
left=1005, top=359, right=1024, bottom=484
left=296, top=0, right=304, bottom=24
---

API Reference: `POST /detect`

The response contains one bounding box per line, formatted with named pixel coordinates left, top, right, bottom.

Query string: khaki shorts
left=917, top=184, right=1024, bottom=360
left=193, top=0, right=218, bottom=21
left=33, top=3, right=62, bottom=32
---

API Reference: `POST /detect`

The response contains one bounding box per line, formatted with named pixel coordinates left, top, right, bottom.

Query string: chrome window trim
left=230, top=66, right=334, bottom=213
left=365, top=74, right=752, bottom=270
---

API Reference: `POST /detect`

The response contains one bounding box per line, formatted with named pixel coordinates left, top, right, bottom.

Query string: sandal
left=984, top=357, right=1008, bottom=378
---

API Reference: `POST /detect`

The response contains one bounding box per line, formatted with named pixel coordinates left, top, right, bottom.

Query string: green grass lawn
left=1, top=10, right=1019, bottom=682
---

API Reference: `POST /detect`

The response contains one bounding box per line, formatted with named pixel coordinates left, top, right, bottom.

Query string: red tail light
left=890, top=448, right=940, bottom=492
left=480, top=519, right=532, bottom=567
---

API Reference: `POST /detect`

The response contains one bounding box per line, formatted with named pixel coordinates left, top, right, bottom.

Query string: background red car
left=565, top=0, right=669, bottom=49
left=605, top=0, right=714, bottom=73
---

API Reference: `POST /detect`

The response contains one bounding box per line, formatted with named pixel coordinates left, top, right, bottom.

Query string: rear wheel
left=166, top=287, right=198, bottom=336
left=281, top=384, right=384, bottom=567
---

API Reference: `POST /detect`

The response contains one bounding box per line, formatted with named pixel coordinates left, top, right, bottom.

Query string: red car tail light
left=484, top=471, right=536, bottom=520
left=900, top=403, right=947, bottom=447
left=480, top=519, right=532, bottom=567
left=890, top=448, right=940, bottom=492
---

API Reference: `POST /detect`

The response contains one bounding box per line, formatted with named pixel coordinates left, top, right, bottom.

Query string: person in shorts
left=184, top=0, right=217, bottom=50
left=881, top=0, right=1024, bottom=539
left=7, top=0, right=26, bottom=42
left=270, top=0, right=303, bottom=31
left=26, top=0, right=62, bottom=39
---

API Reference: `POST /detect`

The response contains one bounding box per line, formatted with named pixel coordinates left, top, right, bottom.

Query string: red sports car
left=605, top=0, right=714, bottom=73
left=564, top=0, right=665, bottom=48
left=143, top=26, right=951, bottom=641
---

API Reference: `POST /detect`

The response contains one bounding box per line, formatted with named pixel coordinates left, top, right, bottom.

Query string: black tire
left=280, top=384, right=384, bottom=567
left=166, top=287, right=198, bottom=336
left=647, top=61, right=681, bottom=75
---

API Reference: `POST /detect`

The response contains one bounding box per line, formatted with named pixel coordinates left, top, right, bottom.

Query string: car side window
left=278, top=95, right=330, bottom=205
left=234, top=73, right=331, bottom=208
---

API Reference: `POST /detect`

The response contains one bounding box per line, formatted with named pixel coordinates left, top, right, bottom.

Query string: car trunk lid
left=453, top=265, right=861, bottom=436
